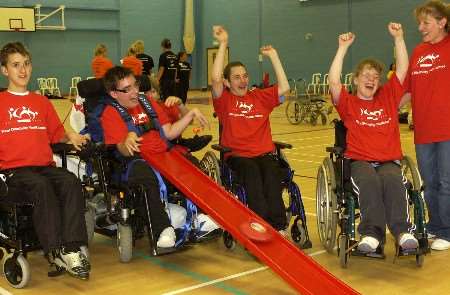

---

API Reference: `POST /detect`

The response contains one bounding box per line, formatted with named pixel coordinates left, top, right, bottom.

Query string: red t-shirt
left=335, top=75, right=404, bottom=162
left=122, top=56, right=143, bottom=76
left=100, top=98, right=170, bottom=154
left=0, top=91, right=65, bottom=169
left=160, top=103, right=180, bottom=123
left=405, top=35, right=450, bottom=144
left=213, top=86, right=279, bottom=157
left=91, top=56, right=114, bottom=79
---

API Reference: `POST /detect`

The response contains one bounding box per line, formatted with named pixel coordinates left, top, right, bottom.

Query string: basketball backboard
left=0, top=7, right=35, bottom=32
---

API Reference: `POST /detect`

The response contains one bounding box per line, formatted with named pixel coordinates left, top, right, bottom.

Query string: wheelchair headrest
left=138, top=75, right=151, bottom=93
left=77, top=78, right=106, bottom=99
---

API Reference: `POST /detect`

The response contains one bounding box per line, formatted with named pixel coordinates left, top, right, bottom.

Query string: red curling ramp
left=143, top=149, right=359, bottom=295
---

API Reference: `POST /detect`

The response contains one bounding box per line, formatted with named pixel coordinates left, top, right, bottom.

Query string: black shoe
left=53, top=248, right=90, bottom=280
left=178, top=135, right=212, bottom=152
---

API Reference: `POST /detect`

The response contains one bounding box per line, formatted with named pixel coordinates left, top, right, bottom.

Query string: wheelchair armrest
left=326, top=146, right=344, bottom=155
left=211, top=144, right=231, bottom=154
left=273, top=141, right=292, bottom=150
left=51, top=143, right=76, bottom=154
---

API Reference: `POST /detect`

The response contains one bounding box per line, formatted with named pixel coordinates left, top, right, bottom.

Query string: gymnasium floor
left=1, top=92, right=449, bottom=295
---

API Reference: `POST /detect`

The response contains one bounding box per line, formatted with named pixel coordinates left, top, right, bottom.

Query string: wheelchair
left=0, top=144, right=93, bottom=288
left=285, top=78, right=333, bottom=126
left=76, top=78, right=218, bottom=263
left=199, top=140, right=312, bottom=250
left=315, top=120, right=429, bottom=268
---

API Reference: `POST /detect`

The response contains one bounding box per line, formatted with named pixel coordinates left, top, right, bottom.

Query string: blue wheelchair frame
left=200, top=141, right=312, bottom=250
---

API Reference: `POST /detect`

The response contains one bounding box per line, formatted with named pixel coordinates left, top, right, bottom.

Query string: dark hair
left=138, top=74, right=152, bottom=92
left=161, top=38, right=171, bottom=49
left=0, top=42, right=31, bottom=66
left=223, top=61, right=247, bottom=80
left=177, top=51, right=187, bottom=60
left=103, top=66, right=134, bottom=92
left=415, top=0, right=449, bottom=32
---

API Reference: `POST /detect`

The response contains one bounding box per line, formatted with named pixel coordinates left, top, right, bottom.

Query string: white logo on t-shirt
left=417, top=53, right=439, bottom=68
left=8, top=106, right=39, bottom=123
left=236, top=101, right=253, bottom=114
left=132, top=112, right=147, bottom=124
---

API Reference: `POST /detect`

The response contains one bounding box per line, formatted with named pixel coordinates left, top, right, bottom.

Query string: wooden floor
left=2, top=92, right=449, bottom=295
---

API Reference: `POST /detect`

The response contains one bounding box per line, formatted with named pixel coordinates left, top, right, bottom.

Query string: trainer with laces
left=328, top=23, right=419, bottom=255
left=0, top=42, right=90, bottom=280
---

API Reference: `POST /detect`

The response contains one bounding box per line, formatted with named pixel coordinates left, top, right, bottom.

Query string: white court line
left=162, top=248, right=327, bottom=295
left=0, top=287, right=12, bottom=295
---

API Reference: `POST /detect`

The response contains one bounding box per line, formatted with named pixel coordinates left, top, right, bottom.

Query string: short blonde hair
left=94, top=44, right=107, bottom=56
left=133, top=40, right=144, bottom=54
left=415, top=0, right=449, bottom=32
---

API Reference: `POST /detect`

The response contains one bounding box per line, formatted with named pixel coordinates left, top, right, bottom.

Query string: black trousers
left=176, top=82, right=189, bottom=104
left=160, top=80, right=176, bottom=101
left=351, top=161, right=412, bottom=241
left=127, top=160, right=171, bottom=238
left=228, top=154, right=286, bottom=230
left=5, top=166, right=87, bottom=253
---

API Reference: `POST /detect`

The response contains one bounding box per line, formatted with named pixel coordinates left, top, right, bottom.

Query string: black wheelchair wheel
left=3, top=254, right=31, bottom=288
left=222, top=231, right=236, bottom=250
left=199, top=151, right=222, bottom=186
left=316, top=157, right=338, bottom=253
left=338, top=235, right=349, bottom=268
left=291, top=218, right=307, bottom=247
left=285, top=100, right=303, bottom=125
left=117, top=223, right=133, bottom=263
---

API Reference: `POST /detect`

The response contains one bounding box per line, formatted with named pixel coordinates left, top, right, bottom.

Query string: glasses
left=114, top=81, right=140, bottom=94
left=360, top=73, right=380, bottom=81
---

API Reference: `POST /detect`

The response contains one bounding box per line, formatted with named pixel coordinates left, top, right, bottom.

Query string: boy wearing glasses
left=328, top=23, right=418, bottom=253
left=101, top=66, right=208, bottom=248
left=0, top=42, right=90, bottom=279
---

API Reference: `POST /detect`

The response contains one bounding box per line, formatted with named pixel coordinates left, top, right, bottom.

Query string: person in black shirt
left=133, top=40, right=154, bottom=76
left=157, top=38, right=178, bottom=101
left=176, top=51, right=192, bottom=104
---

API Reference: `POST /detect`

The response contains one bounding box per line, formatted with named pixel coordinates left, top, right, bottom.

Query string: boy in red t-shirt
left=101, top=66, right=208, bottom=248
left=328, top=23, right=418, bottom=253
left=210, top=26, right=291, bottom=234
left=0, top=42, right=91, bottom=279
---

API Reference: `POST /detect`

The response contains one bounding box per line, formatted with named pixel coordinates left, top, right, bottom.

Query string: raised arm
left=328, top=32, right=355, bottom=105
left=260, top=45, right=290, bottom=96
left=388, top=22, right=408, bottom=84
left=211, top=26, right=228, bottom=98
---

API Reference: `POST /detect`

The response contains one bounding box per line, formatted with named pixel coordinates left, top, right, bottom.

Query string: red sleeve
left=45, top=99, right=65, bottom=143
left=335, top=86, right=351, bottom=121
left=150, top=100, right=170, bottom=126
left=212, top=90, right=226, bottom=121
left=255, top=85, right=279, bottom=110
left=100, top=106, right=129, bottom=144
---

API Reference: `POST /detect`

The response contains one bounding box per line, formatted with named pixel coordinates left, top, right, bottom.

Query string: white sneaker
left=398, top=233, right=419, bottom=250
left=157, top=227, right=176, bottom=248
left=54, top=249, right=90, bottom=279
left=431, top=238, right=450, bottom=251
left=357, top=236, right=379, bottom=253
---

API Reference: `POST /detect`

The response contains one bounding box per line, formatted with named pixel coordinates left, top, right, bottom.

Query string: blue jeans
left=416, top=141, right=450, bottom=241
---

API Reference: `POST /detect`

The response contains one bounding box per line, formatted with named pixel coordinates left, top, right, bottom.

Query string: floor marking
left=163, top=249, right=328, bottom=294
left=0, top=287, right=12, bottom=295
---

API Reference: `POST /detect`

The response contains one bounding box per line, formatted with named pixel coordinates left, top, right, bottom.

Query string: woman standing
left=176, top=51, right=192, bottom=104
left=157, top=38, right=178, bottom=101
left=406, top=0, right=450, bottom=251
